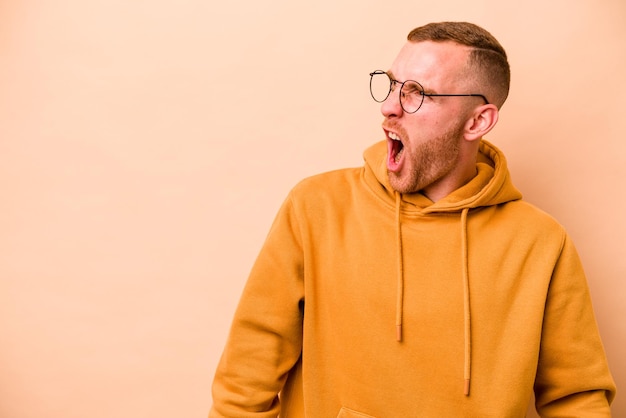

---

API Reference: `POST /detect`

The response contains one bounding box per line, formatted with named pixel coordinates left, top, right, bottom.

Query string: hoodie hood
left=363, top=139, right=522, bottom=212
left=362, top=138, right=522, bottom=395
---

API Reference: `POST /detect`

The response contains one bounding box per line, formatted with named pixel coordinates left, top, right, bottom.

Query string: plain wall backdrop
left=1, top=0, right=624, bottom=417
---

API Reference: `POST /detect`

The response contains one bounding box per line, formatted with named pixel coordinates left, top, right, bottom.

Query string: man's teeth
left=389, top=132, right=400, bottom=141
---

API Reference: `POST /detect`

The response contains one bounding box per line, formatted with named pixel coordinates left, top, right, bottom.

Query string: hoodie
left=210, top=140, right=616, bottom=417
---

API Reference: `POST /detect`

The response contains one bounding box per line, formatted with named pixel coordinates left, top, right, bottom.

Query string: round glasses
left=369, top=70, right=489, bottom=114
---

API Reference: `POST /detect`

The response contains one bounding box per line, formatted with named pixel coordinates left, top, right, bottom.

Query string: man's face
left=381, top=41, right=477, bottom=196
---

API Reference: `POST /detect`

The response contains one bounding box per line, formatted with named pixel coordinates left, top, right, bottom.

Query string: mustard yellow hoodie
left=210, top=140, right=616, bottom=417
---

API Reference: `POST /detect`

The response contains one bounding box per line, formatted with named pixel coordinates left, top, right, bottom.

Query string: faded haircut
left=408, top=22, right=511, bottom=109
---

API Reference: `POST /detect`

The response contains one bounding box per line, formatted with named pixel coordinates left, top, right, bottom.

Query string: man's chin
left=388, top=172, right=415, bottom=194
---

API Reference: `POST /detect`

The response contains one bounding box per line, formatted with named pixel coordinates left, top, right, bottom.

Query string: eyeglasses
left=369, top=70, right=489, bottom=114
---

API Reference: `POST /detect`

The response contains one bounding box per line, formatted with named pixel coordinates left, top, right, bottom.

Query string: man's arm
left=210, top=195, right=305, bottom=417
left=534, top=234, right=616, bottom=417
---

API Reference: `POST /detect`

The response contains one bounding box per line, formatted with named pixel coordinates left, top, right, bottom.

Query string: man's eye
left=403, top=83, right=422, bottom=96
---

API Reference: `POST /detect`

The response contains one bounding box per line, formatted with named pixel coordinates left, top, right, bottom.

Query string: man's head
left=377, top=22, right=509, bottom=199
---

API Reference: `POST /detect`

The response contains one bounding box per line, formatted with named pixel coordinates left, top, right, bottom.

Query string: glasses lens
left=370, top=71, right=391, bottom=103
left=400, top=81, right=424, bottom=113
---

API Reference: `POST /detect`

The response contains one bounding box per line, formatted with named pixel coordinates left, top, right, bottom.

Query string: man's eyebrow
left=422, top=85, right=437, bottom=95
left=387, top=70, right=437, bottom=95
left=389, top=71, right=436, bottom=94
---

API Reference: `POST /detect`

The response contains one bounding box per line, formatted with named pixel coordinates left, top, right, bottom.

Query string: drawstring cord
left=394, top=194, right=472, bottom=396
left=461, top=208, right=472, bottom=396
left=395, top=192, right=404, bottom=342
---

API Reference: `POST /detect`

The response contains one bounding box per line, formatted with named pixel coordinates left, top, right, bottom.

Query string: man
left=210, top=22, right=616, bottom=417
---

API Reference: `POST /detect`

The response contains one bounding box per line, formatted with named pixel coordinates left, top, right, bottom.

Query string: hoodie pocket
left=336, top=407, right=377, bottom=418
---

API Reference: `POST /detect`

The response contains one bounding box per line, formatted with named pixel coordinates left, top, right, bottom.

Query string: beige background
left=1, top=0, right=624, bottom=417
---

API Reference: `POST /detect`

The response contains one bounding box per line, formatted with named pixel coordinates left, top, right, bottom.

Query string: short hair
left=407, top=22, right=510, bottom=108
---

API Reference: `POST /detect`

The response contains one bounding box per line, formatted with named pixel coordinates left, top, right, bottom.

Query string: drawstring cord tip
left=464, top=379, right=470, bottom=396
left=396, top=325, right=402, bottom=342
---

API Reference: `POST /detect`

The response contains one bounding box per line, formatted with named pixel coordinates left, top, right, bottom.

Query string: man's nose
left=381, top=88, right=403, bottom=118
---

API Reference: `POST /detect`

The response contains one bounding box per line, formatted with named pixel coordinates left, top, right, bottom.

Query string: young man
left=210, top=22, right=616, bottom=417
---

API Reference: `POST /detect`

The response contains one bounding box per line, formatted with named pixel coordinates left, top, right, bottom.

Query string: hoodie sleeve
left=210, top=194, right=304, bottom=417
left=533, top=234, right=616, bottom=417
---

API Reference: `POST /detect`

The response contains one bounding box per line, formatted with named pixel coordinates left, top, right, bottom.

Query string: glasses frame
left=369, top=70, right=489, bottom=114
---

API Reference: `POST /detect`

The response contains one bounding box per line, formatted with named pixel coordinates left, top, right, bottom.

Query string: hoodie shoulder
left=287, top=166, right=365, bottom=209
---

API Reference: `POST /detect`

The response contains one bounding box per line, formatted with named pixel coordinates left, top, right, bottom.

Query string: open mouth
left=387, top=131, right=404, bottom=169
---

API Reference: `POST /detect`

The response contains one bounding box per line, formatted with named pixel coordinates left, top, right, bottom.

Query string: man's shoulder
left=499, top=199, right=566, bottom=233
left=281, top=167, right=365, bottom=214
left=292, top=167, right=363, bottom=193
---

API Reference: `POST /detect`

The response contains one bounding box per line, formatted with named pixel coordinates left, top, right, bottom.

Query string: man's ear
left=463, top=104, right=499, bottom=141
